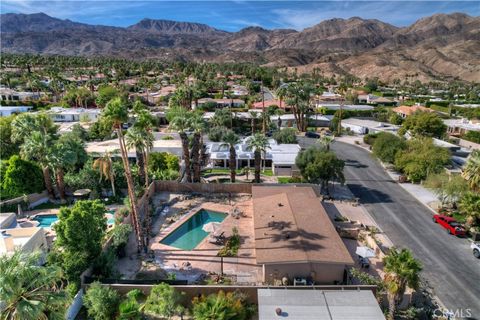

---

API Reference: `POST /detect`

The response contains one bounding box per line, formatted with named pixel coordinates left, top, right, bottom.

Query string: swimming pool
left=32, top=214, right=58, bottom=228
left=160, top=209, right=227, bottom=250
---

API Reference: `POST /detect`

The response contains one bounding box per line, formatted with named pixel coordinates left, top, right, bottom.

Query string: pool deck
left=150, top=199, right=262, bottom=284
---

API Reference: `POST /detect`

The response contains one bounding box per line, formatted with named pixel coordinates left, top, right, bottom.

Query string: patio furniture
left=294, top=277, right=307, bottom=286
left=359, top=257, right=370, bottom=268
left=203, top=222, right=222, bottom=233
left=209, top=232, right=226, bottom=245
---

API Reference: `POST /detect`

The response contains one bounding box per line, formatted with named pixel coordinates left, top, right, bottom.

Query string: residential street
left=325, top=141, right=480, bottom=318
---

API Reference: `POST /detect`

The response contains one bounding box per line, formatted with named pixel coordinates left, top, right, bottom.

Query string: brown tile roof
left=252, top=186, right=354, bottom=266
left=392, top=105, right=433, bottom=116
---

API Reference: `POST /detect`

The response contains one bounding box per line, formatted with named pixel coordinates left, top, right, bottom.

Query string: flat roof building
left=257, top=289, right=385, bottom=320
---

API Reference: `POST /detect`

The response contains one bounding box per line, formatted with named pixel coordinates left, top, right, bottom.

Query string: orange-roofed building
left=252, top=99, right=291, bottom=111
left=392, top=105, right=433, bottom=118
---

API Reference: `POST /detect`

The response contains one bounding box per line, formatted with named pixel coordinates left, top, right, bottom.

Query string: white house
left=197, top=98, right=245, bottom=109
left=205, top=137, right=301, bottom=176
left=0, top=106, right=33, bottom=117
left=341, top=118, right=400, bottom=135
left=47, top=107, right=101, bottom=122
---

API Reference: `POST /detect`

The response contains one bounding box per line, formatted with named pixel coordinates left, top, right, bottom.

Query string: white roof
left=444, top=119, right=480, bottom=132
left=342, top=118, right=399, bottom=131
left=317, top=104, right=375, bottom=111
left=86, top=137, right=183, bottom=157
left=257, top=289, right=385, bottom=320
left=0, top=106, right=32, bottom=111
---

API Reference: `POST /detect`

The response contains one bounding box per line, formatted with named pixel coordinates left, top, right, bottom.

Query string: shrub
left=83, top=282, right=120, bottom=320
left=394, top=138, right=451, bottom=183
left=1, top=155, right=44, bottom=199
left=363, top=133, right=379, bottom=145
left=463, top=131, right=480, bottom=144
left=144, top=283, right=185, bottom=318
left=111, top=224, right=132, bottom=258
left=118, top=289, right=143, bottom=320
left=218, top=227, right=240, bottom=257
left=92, top=247, right=116, bottom=279
left=208, top=125, right=226, bottom=142
left=192, top=290, right=249, bottom=320
left=148, top=152, right=179, bottom=172
left=372, top=132, right=406, bottom=164
left=273, top=128, right=297, bottom=144
left=398, top=111, right=446, bottom=138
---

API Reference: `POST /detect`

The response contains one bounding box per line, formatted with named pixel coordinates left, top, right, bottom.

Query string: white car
left=471, top=242, right=480, bottom=259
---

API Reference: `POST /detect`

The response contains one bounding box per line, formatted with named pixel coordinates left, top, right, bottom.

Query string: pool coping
left=157, top=205, right=229, bottom=251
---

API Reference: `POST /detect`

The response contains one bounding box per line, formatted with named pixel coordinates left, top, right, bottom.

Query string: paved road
left=325, top=141, right=480, bottom=318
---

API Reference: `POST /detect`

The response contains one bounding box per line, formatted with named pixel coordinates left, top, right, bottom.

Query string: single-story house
left=86, top=134, right=183, bottom=158
left=47, top=107, right=101, bottom=122
left=341, top=118, right=400, bottom=135
left=197, top=98, right=245, bottom=109
left=358, top=94, right=395, bottom=106
left=205, top=137, right=301, bottom=176
left=444, top=118, right=480, bottom=136
left=257, top=289, right=385, bottom=320
left=315, top=91, right=344, bottom=104
left=0, top=227, right=48, bottom=257
left=0, top=106, right=32, bottom=116
left=0, top=88, right=45, bottom=101
left=392, top=105, right=433, bottom=118
left=271, top=114, right=333, bottom=128
left=252, top=99, right=291, bottom=111
left=316, top=104, right=375, bottom=111
left=252, top=186, right=354, bottom=284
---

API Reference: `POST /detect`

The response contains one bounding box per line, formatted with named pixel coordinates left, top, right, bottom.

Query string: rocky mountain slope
left=1, top=12, right=479, bottom=82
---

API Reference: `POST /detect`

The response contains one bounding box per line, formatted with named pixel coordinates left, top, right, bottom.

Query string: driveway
left=328, top=141, right=480, bottom=318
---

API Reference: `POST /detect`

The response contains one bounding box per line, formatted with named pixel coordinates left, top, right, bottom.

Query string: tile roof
left=252, top=186, right=354, bottom=266
left=392, top=105, right=433, bottom=116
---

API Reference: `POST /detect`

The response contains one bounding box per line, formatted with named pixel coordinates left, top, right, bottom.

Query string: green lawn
left=202, top=168, right=273, bottom=176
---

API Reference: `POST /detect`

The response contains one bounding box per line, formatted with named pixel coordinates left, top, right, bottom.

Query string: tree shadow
left=347, top=183, right=393, bottom=204
left=344, top=159, right=368, bottom=169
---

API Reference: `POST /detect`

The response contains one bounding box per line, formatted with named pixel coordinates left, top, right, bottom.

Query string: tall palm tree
left=462, top=150, right=480, bottom=191
left=19, top=131, right=55, bottom=198
left=169, top=112, right=192, bottom=183
left=247, top=133, right=270, bottom=183
left=103, top=97, right=143, bottom=251
left=189, top=114, right=205, bottom=183
left=125, top=126, right=152, bottom=187
left=383, top=248, right=422, bottom=320
left=221, top=130, right=240, bottom=183
left=92, top=151, right=117, bottom=197
left=249, top=111, right=258, bottom=134
left=459, top=192, right=480, bottom=228
left=0, top=251, right=68, bottom=320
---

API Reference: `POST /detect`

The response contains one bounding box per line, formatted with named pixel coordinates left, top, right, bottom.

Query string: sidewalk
left=335, top=135, right=440, bottom=214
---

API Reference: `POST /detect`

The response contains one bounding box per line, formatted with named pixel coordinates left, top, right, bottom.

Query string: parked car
left=471, top=242, right=480, bottom=259
left=305, top=131, right=320, bottom=138
left=433, top=215, right=466, bottom=236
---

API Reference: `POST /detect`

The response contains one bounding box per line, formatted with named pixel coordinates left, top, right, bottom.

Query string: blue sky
left=2, top=1, right=479, bottom=31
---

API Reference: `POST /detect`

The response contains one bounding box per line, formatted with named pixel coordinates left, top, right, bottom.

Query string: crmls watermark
left=433, top=308, right=472, bottom=319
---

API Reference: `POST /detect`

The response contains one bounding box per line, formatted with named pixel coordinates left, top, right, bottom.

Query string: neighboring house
left=444, top=118, right=480, bottom=136
left=271, top=114, right=333, bottom=128
left=231, top=85, right=248, bottom=96
left=357, top=94, right=395, bottom=106
left=341, top=118, right=400, bottom=135
left=257, top=289, right=385, bottom=320
left=392, top=105, right=433, bottom=118
left=252, top=186, right=354, bottom=284
left=0, top=227, right=48, bottom=257
left=205, top=137, right=301, bottom=176
left=0, top=88, right=45, bottom=101
left=315, top=91, right=344, bottom=104
left=197, top=98, right=245, bottom=109
left=0, top=106, right=32, bottom=116
left=316, top=104, right=375, bottom=111
left=252, top=99, right=291, bottom=111
left=47, top=107, right=101, bottom=122
left=85, top=133, right=183, bottom=158
left=0, top=213, right=48, bottom=257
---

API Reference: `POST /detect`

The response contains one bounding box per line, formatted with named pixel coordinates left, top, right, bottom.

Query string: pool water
left=160, top=209, right=226, bottom=250
left=33, top=214, right=58, bottom=228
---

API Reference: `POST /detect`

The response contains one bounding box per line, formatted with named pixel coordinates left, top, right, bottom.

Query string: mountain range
left=1, top=12, right=479, bottom=82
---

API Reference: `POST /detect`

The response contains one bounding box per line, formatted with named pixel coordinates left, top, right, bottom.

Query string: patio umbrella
left=355, top=246, right=376, bottom=258
left=203, top=222, right=221, bottom=233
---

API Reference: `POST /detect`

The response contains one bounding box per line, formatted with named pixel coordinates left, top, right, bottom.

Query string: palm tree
left=459, top=192, right=480, bottom=229
left=221, top=130, right=240, bottom=183
left=93, top=151, right=117, bottom=197
left=103, top=97, right=143, bottom=251
left=249, top=111, right=258, bottom=134
left=383, top=248, right=422, bottom=320
left=0, top=251, right=68, bottom=320
left=126, top=126, right=153, bottom=188
left=19, top=131, right=55, bottom=198
left=247, top=133, right=270, bottom=183
left=189, top=114, right=205, bottom=183
left=462, top=150, right=480, bottom=191
left=169, top=111, right=192, bottom=183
